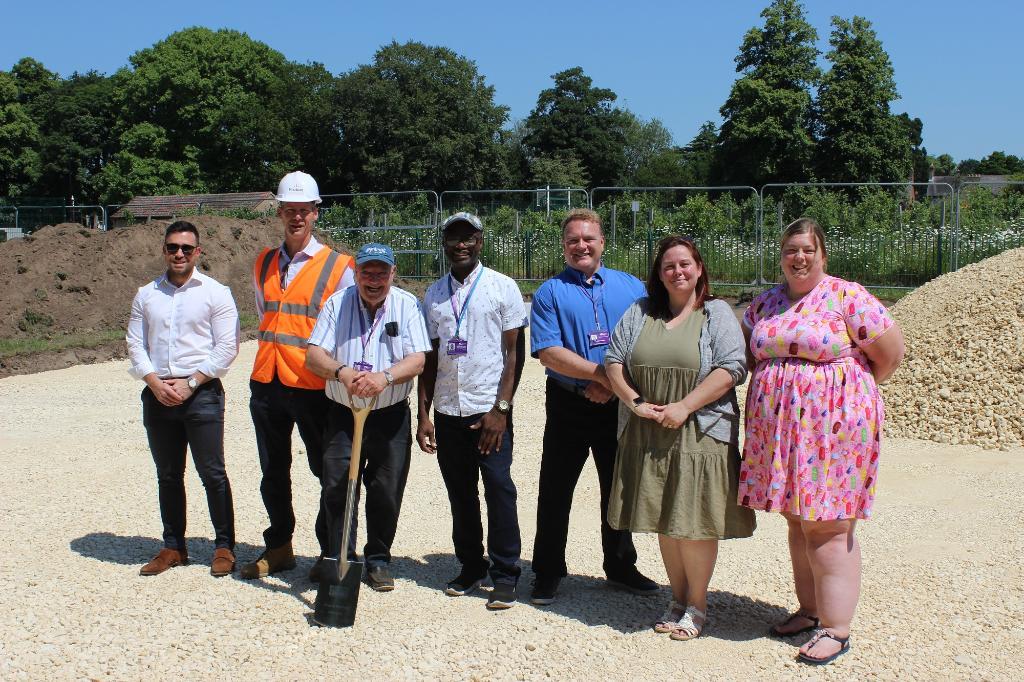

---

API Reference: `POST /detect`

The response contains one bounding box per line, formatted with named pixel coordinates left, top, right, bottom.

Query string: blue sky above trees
left=2, top=0, right=1020, bottom=161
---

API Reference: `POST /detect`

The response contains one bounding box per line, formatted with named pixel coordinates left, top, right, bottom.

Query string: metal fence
left=3, top=182, right=1023, bottom=291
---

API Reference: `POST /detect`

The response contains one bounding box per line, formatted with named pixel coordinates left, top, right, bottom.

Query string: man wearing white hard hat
left=241, top=171, right=356, bottom=580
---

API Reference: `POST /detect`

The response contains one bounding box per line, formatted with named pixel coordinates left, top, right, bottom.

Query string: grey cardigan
left=604, top=297, right=748, bottom=444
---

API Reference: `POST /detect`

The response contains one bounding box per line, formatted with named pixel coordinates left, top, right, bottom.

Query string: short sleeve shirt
left=423, top=263, right=528, bottom=416
left=308, top=285, right=432, bottom=409
left=530, top=265, right=646, bottom=387
left=743, top=275, right=894, bottom=364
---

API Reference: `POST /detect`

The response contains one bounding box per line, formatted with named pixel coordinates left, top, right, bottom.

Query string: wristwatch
left=334, top=364, right=346, bottom=381
left=187, top=376, right=199, bottom=391
left=631, top=396, right=645, bottom=410
left=494, top=399, right=511, bottom=414
left=383, top=369, right=395, bottom=386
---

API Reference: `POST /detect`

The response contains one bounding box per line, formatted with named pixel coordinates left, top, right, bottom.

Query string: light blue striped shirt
left=308, top=285, right=432, bottom=409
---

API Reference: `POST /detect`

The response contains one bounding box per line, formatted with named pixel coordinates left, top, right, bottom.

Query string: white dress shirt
left=254, top=235, right=356, bottom=319
left=423, top=263, right=528, bottom=416
left=308, top=285, right=432, bottom=409
left=127, top=270, right=240, bottom=380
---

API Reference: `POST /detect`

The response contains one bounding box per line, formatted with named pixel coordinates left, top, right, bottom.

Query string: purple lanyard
left=447, top=268, right=483, bottom=338
left=356, top=297, right=387, bottom=362
left=578, top=276, right=603, bottom=329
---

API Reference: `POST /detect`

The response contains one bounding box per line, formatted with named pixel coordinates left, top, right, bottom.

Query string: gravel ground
left=1, top=339, right=1022, bottom=680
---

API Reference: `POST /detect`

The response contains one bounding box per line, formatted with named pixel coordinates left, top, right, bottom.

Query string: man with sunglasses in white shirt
left=127, top=220, right=240, bottom=577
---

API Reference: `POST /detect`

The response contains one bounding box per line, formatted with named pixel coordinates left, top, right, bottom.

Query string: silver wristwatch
left=494, top=399, right=511, bottom=414
left=187, top=376, right=199, bottom=391
left=383, top=369, right=395, bottom=386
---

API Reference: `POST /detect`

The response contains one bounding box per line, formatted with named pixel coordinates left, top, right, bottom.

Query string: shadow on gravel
left=703, top=591, right=792, bottom=642
left=70, top=532, right=323, bottom=608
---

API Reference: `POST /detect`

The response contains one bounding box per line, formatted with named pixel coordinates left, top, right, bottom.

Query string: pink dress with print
left=738, top=276, right=894, bottom=520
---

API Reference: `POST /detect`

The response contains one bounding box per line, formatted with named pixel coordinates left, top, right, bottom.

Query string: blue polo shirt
left=530, top=265, right=646, bottom=387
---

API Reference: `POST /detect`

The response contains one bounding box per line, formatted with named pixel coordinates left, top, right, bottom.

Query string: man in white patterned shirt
left=417, top=212, right=528, bottom=609
left=126, top=220, right=240, bottom=578
left=305, top=243, right=431, bottom=591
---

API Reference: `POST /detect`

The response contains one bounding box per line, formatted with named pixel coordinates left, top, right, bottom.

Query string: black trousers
left=435, top=411, right=521, bottom=586
left=142, top=380, right=234, bottom=550
left=531, top=378, right=638, bottom=579
left=321, top=400, right=412, bottom=569
left=249, top=377, right=331, bottom=553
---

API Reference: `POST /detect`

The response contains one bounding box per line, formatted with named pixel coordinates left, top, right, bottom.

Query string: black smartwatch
left=632, top=396, right=645, bottom=410
left=334, top=364, right=346, bottom=381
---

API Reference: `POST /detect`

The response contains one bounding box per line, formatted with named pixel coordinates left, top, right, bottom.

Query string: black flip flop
left=797, top=628, right=851, bottom=665
left=768, top=612, right=820, bottom=638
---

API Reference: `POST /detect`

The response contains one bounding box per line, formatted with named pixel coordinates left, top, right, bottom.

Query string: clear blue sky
left=3, top=0, right=1020, bottom=162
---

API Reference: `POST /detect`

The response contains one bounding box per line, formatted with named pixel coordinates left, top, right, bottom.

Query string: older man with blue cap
left=305, top=243, right=432, bottom=591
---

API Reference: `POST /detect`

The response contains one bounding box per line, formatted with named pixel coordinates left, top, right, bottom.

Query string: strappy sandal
left=797, top=628, right=851, bottom=665
left=654, top=600, right=686, bottom=633
left=768, top=611, right=820, bottom=638
left=668, top=605, right=706, bottom=641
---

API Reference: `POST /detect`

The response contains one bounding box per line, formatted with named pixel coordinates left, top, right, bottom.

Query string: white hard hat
left=276, top=171, right=322, bottom=204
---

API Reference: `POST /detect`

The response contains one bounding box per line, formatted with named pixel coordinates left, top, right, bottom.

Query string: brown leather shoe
left=239, top=543, right=296, bottom=579
left=140, top=548, right=188, bottom=576
left=211, top=548, right=236, bottom=577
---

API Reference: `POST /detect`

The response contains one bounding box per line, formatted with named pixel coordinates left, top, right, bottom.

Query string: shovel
left=313, top=394, right=377, bottom=628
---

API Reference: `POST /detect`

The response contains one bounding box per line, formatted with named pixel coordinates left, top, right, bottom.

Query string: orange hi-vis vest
left=251, top=246, right=353, bottom=389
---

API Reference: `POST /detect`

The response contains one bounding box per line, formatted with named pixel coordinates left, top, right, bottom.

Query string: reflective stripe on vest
left=256, top=330, right=309, bottom=348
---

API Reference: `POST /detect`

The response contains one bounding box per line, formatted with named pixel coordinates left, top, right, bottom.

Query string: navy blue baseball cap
left=356, top=243, right=395, bottom=266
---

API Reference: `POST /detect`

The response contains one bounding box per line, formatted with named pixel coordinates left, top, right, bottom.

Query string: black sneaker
left=366, top=565, right=395, bottom=592
left=606, top=568, right=659, bottom=595
left=487, top=582, right=517, bottom=610
left=530, top=575, right=560, bottom=605
left=445, top=570, right=487, bottom=597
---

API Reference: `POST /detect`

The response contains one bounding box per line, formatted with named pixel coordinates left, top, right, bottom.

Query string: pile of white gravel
left=883, top=246, right=1024, bottom=449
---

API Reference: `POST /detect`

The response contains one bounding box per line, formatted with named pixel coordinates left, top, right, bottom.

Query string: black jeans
left=321, top=400, right=412, bottom=569
left=435, top=411, right=521, bottom=586
left=142, top=379, right=234, bottom=550
left=531, top=378, right=638, bottom=579
left=249, top=377, right=331, bottom=553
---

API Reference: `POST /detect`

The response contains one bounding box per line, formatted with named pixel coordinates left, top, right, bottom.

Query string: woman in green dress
left=605, top=235, right=754, bottom=640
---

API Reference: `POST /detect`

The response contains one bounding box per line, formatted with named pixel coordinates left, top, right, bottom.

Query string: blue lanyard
left=577, top=275, right=603, bottom=329
left=448, top=268, right=484, bottom=338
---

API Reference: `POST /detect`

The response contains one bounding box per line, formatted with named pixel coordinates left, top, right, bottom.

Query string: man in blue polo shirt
left=528, top=208, right=659, bottom=605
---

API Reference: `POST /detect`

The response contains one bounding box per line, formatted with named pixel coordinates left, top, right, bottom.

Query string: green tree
left=680, top=121, right=718, bottom=186
left=0, top=71, right=41, bottom=197
left=95, top=123, right=204, bottom=203
left=976, top=151, right=1024, bottom=175
left=714, top=0, right=820, bottom=186
left=10, top=57, right=59, bottom=107
left=276, top=61, right=344, bottom=190
left=620, top=114, right=673, bottom=184
left=336, top=41, right=508, bottom=191
left=29, top=71, right=117, bottom=202
left=815, top=16, right=911, bottom=182
left=112, top=27, right=297, bottom=194
left=523, top=67, right=631, bottom=187
left=929, top=154, right=956, bottom=176
left=529, top=152, right=589, bottom=188
left=895, top=114, right=928, bottom=183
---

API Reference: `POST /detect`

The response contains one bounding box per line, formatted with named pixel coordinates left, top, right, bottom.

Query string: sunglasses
left=164, top=243, right=197, bottom=255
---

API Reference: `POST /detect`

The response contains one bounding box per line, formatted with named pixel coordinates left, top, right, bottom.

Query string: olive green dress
left=608, top=311, right=755, bottom=540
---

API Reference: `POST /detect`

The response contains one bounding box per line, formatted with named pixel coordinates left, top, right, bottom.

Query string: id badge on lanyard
left=447, top=269, right=483, bottom=356
left=582, top=276, right=609, bottom=347
left=355, top=298, right=386, bottom=372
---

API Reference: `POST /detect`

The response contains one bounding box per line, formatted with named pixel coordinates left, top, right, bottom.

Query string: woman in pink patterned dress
left=739, top=218, right=905, bottom=666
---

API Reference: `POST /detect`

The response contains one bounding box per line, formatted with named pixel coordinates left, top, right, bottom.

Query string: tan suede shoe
left=140, top=548, right=188, bottom=576
left=239, top=543, right=296, bottom=579
left=210, top=548, right=236, bottom=577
